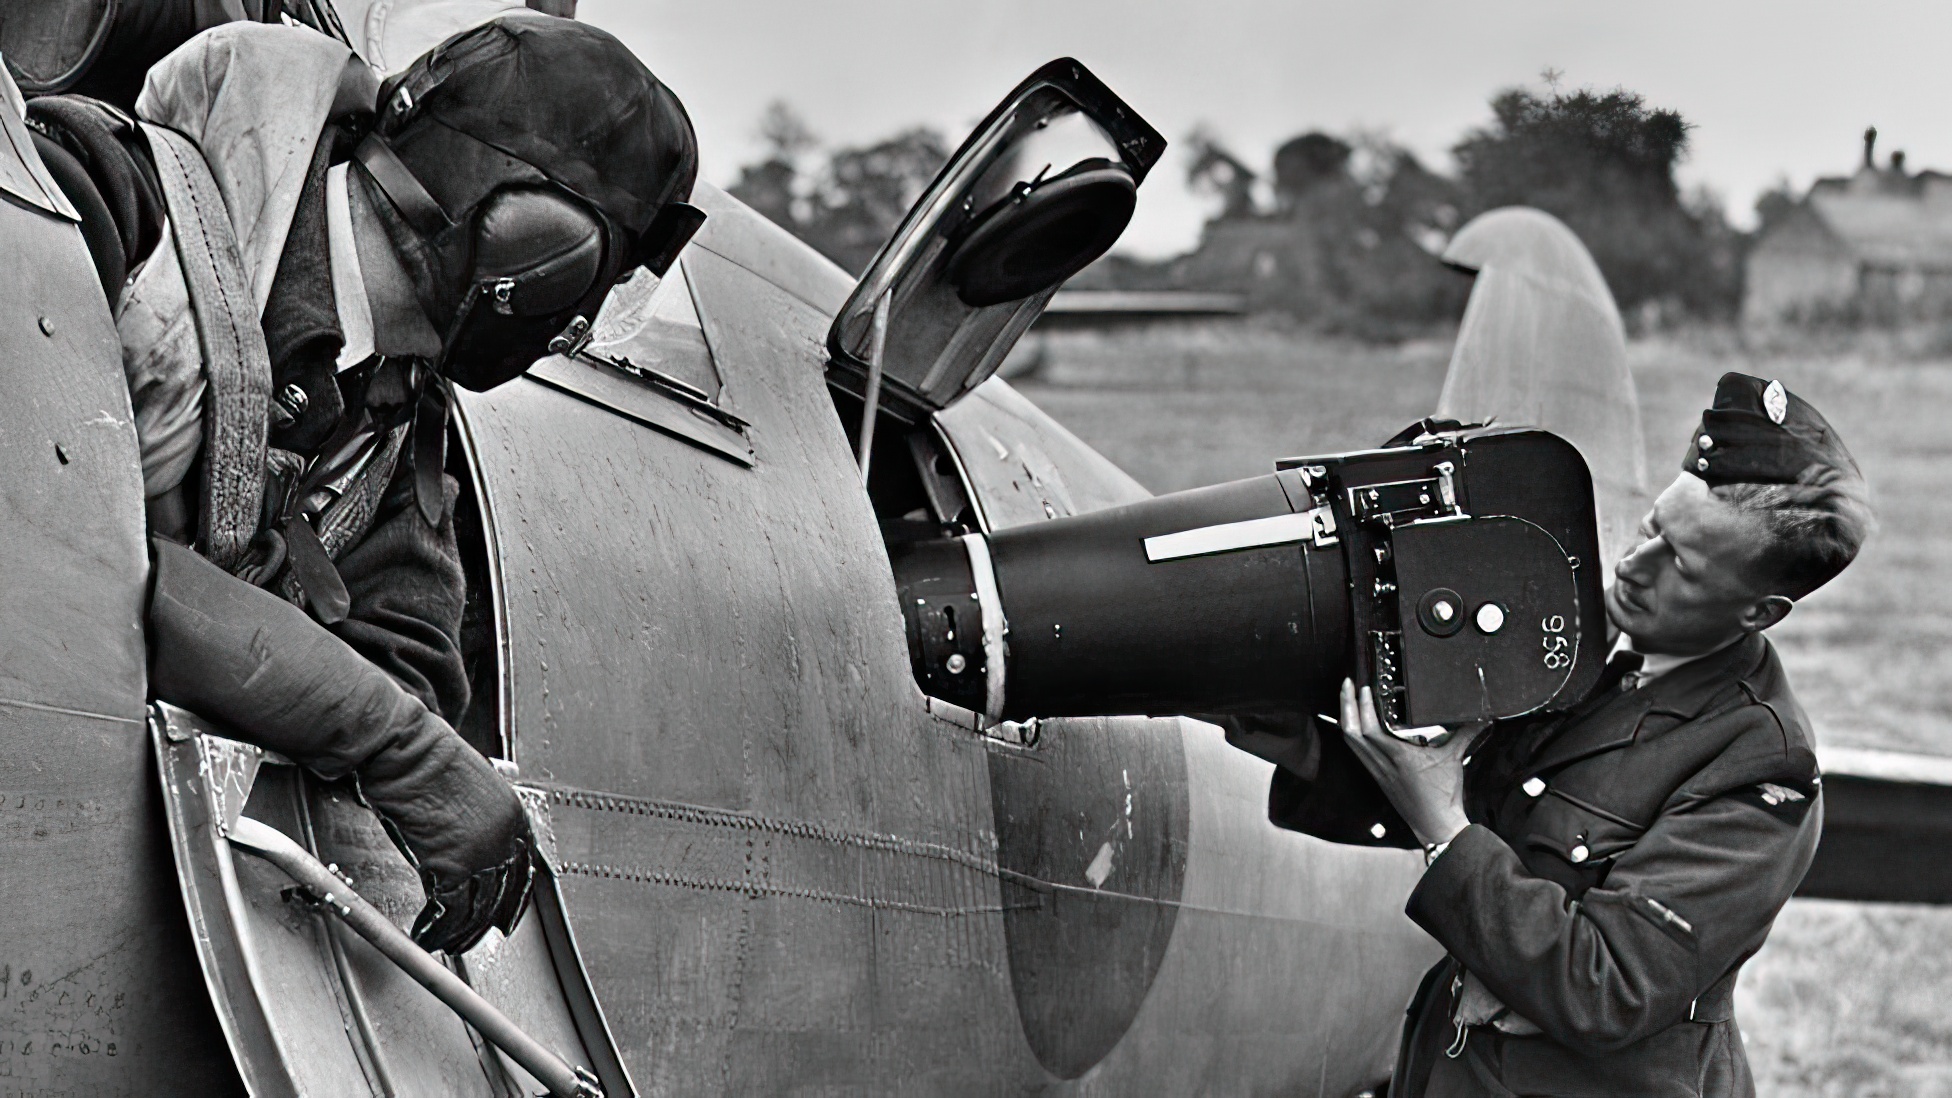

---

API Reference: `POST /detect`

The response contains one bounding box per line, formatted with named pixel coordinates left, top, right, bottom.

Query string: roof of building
left=1802, top=179, right=1952, bottom=267
left=1770, top=136, right=1952, bottom=268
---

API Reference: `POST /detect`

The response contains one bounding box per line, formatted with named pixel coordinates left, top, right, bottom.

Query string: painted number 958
left=1541, top=614, right=1570, bottom=670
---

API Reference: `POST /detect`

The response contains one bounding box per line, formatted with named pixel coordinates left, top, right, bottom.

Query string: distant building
left=1744, top=128, right=1952, bottom=327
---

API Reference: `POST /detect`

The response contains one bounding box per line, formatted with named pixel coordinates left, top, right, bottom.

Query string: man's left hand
left=1340, top=678, right=1476, bottom=848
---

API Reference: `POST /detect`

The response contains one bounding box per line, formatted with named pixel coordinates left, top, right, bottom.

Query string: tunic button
left=1370, top=822, right=1388, bottom=840
left=1698, top=434, right=1714, bottom=450
left=1522, top=777, right=1547, bottom=797
left=1696, top=457, right=1710, bottom=473
left=1569, top=844, right=1590, bottom=864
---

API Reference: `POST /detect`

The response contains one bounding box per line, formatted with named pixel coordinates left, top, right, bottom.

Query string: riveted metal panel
left=0, top=102, right=239, bottom=1093
left=460, top=186, right=1441, bottom=1095
left=456, top=232, right=1035, bottom=1092
left=940, top=378, right=1440, bottom=1093
left=154, top=705, right=636, bottom=1098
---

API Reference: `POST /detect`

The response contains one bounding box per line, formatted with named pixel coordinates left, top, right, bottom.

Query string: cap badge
left=1763, top=379, right=1788, bottom=425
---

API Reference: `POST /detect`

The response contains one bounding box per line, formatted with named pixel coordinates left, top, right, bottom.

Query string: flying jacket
left=1386, top=632, right=1820, bottom=1097
left=107, top=24, right=470, bottom=720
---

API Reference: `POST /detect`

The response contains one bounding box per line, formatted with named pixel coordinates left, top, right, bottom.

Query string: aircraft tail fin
left=1436, top=207, right=1648, bottom=570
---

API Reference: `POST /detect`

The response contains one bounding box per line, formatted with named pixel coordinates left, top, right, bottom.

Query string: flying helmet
left=354, top=13, right=704, bottom=390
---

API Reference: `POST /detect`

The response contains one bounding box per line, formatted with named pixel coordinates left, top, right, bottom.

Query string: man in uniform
left=24, top=11, right=701, bottom=954
left=1309, top=373, right=1872, bottom=1096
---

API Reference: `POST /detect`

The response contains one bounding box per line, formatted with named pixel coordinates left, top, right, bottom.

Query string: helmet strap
left=354, top=134, right=450, bottom=239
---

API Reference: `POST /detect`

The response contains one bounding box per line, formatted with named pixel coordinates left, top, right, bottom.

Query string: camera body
left=1296, top=426, right=1604, bottom=728
left=891, top=425, right=1605, bottom=729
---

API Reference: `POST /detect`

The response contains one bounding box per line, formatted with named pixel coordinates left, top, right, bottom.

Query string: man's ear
left=1742, top=594, right=1795, bottom=633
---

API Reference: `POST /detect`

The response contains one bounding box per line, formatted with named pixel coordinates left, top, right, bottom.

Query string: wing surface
left=1801, top=747, right=1952, bottom=904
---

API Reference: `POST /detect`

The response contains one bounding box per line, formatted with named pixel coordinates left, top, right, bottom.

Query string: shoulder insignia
left=1733, top=778, right=1816, bottom=823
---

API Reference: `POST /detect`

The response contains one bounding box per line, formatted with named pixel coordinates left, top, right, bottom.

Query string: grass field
left=1012, top=321, right=1952, bottom=1096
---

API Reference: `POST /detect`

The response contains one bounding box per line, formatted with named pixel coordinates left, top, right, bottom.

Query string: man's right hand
left=1339, top=678, right=1476, bottom=849
left=354, top=719, right=536, bottom=954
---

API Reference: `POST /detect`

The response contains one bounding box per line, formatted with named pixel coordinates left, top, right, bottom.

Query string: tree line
left=728, top=101, right=950, bottom=277
left=730, top=81, right=1747, bottom=337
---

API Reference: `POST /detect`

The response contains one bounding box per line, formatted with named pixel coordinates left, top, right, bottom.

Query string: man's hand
left=1340, top=678, right=1475, bottom=848
left=146, top=537, right=534, bottom=954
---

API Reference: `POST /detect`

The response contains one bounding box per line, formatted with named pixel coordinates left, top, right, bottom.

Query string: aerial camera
left=816, top=59, right=1608, bottom=734
left=891, top=422, right=1608, bottom=734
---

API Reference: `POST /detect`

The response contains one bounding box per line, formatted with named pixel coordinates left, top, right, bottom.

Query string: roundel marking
left=987, top=714, right=1190, bottom=1078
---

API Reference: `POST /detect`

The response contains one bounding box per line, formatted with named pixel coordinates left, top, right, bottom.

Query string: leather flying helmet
left=353, top=12, right=703, bottom=390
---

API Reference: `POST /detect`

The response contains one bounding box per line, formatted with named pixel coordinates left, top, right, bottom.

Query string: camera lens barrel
left=892, top=473, right=1349, bottom=722
left=890, top=427, right=1605, bottom=729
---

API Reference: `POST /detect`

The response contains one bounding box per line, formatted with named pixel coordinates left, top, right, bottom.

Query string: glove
left=147, top=537, right=533, bottom=953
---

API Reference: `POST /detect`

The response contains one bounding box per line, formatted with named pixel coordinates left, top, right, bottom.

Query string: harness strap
left=142, top=122, right=270, bottom=573
left=273, top=418, right=410, bottom=616
left=412, top=381, right=448, bottom=527
left=317, top=421, right=410, bottom=559
left=284, top=517, right=351, bottom=624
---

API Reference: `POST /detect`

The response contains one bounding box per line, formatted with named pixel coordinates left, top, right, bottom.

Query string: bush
left=1452, top=87, right=1740, bottom=319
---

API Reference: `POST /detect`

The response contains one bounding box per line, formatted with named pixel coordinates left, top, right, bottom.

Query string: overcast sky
left=580, top=0, right=1951, bottom=258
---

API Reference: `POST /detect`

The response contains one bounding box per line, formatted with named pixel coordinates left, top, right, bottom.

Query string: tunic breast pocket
left=1519, top=790, right=1647, bottom=895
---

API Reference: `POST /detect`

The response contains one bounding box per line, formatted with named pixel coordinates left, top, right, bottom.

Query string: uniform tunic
left=1392, top=632, right=1820, bottom=1097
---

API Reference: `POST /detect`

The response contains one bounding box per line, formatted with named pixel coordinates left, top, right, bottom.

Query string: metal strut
left=225, top=817, right=603, bottom=1098
left=855, top=289, right=893, bottom=484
